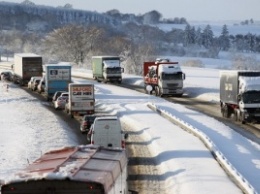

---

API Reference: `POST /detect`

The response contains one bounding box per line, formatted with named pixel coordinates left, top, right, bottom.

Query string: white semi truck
left=143, top=58, right=185, bottom=97
left=220, top=70, right=260, bottom=124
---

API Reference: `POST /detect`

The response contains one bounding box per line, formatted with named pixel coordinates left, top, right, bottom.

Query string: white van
left=90, top=116, right=128, bottom=149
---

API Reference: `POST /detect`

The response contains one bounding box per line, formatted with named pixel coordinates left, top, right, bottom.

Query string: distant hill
left=0, top=1, right=121, bottom=32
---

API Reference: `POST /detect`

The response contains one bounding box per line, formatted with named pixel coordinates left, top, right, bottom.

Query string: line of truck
left=10, top=53, right=260, bottom=125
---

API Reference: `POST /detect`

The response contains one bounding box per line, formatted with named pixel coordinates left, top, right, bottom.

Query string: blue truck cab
left=44, top=63, right=72, bottom=101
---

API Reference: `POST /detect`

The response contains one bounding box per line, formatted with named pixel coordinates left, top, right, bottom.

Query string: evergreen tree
left=195, top=27, right=203, bottom=46
left=219, top=24, right=230, bottom=51
left=190, top=26, right=196, bottom=44
left=184, top=24, right=195, bottom=46
left=234, top=34, right=245, bottom=51
left=244, top=33, right=256, bottom=52
left=202, top=25, right=214, bottom=48
left=184, top=24, right=191, bottom=46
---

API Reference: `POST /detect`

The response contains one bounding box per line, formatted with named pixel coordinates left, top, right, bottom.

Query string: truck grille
left=167, top=83, right=179, bottom=87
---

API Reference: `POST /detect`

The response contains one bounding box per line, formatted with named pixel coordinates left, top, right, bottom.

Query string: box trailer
left=66, top=83, right=95, bottom=118
left=220, top=70, right=260, bottom=123
left=44, top=63, right=71, bottom=101
left=13, top=53, right=43, bottom=85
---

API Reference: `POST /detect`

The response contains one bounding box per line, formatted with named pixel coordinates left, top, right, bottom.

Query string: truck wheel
left=155, top=86, right=160, bottom=96
left=239, top=113, right=246, bottom=124
left=234, top=109, right=239, bottom=121
left=69, top=111, right=74, bottom=118
left=223, top=105, right=231, bottom=118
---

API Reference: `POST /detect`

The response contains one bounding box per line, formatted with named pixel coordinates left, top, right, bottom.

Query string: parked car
left=80, top=114, right=98, bottom=134
left=81, top=114, right=113, bottom=134
left=28, top=76, right=41, bottom=91
left=31, top=78, right=41, bottom=91
left=52, top=91, right=67, bottom=104
left=0, top=71, right=13, bottom=81
left=53, top=96, right=68, bottom=110
left=37, top=78, right=45, bottom=94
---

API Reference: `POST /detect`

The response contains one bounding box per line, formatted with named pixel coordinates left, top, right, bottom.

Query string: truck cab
left=144, top=59, right=185, bottom=97
left=92, top=56, right=124, bottom=84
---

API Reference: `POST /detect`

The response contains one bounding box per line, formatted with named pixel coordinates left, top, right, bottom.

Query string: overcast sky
left=4, top=0, right=260, bottom=21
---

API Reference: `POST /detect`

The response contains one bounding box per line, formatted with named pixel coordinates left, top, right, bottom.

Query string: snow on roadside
left=0, top=82, right=78, bottom=180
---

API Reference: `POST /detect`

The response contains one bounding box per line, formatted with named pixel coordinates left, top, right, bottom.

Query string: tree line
left=1, top=22, right=260, bottom=74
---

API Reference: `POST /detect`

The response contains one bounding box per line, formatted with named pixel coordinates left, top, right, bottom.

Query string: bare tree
left=43, top=25, right=88, bottom=64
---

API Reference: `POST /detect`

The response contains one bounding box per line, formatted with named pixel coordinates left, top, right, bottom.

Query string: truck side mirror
left=121, top=68, right=124, bottom=73
left=183, top=73, right=186, bottom=80
left=237, top=94, right=241, bottom=101
left=124, top=133, right=129, bottom=139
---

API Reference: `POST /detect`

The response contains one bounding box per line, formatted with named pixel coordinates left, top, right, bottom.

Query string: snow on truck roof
left=14, top=53, right=41, bottom=57
left=94, top=116, right=119, bottom=121
left=103, top=60, right=120, bottom=68
left=92, top=56, right=120, bottom=59
left=45, top=63, right=71, bottom=67
left=158, top=63, right=181, bottom=72
left=3, top=145, right=127, bottom=193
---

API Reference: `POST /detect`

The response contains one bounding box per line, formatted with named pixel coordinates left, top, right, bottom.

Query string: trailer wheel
left=239, top=112, right=246, bottom=124
left=70, top=111, right=74, bottom=118
left=222, top=104, right=231, bottom=118
left=234, top=109, right=239, bottom=121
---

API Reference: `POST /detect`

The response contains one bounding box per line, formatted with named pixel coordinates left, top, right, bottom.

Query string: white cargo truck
left=66, top=83, right=95, bottom=118
left=13, top=53, right=43, bottom=85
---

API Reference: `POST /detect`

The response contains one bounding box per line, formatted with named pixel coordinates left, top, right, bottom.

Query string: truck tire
left=239, top=112, right=246, bottom=124
left=155, top=86, right=163, bottom=97
left=69, top=111, right=74, bottom=118
left=222, top=104, right=231, bottom=118
left=234, top=109, right=239, bottom=121
left=155, top=86, right=160, bottom=96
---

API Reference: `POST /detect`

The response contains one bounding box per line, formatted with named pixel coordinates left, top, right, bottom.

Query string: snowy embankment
left=147, top=103, right=257, bottom=194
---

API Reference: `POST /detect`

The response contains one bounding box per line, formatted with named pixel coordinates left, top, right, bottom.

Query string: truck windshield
left=242, top=91, right=260, bottom=103
left=161, top=72, right=183, bottom=80
left=105, top=67, right=121, bottom=74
